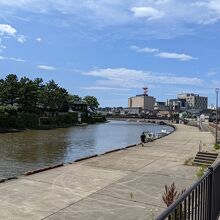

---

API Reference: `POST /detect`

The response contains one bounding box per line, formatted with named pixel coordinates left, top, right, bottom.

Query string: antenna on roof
left=143, top=85, right=148, bottom=96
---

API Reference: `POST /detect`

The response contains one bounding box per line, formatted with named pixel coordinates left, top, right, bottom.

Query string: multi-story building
left=128, top=87, right=156, bottom=111
left=167, top=99, right=188, bottom=112
left=177, top=93, right=208, bottom=110
left=154, top=101, right=169, bottom=111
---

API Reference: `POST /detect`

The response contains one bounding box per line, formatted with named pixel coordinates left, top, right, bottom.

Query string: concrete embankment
left=0, top=124, right=214, bottom=220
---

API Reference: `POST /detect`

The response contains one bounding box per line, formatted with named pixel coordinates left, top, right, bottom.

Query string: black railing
left=156, top=161, right=220, bottom=220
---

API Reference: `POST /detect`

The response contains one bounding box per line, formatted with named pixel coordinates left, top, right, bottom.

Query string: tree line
left=0, top=74, right=99, bottom=114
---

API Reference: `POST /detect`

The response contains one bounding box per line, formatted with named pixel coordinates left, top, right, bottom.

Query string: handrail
left=156, top=168, right=213, bottom=220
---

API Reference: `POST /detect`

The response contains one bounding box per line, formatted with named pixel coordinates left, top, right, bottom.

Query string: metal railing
left=156, top=161, right=220, bottom=220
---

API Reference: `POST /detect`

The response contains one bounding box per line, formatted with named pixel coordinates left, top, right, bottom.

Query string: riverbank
left=0, top=121, right=171, bottom=180
left=0, top=124, right=214, bottom=219
left=0, top=122, right=174, bottom=182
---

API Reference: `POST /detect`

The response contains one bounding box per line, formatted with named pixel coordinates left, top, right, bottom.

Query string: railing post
left=208, top=166, right=214, bottom=220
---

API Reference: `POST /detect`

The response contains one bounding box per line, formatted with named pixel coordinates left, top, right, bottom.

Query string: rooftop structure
left=128, top=87, right=156, bottom=111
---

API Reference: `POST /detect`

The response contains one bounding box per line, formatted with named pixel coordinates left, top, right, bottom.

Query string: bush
left=196, top=165, right=208, bottom=178
left=18, top=113, right=39, bottom=128
left=0, top=111, right=78, bottom=129
left=40, top=112, right=78, bottom=127
left=91, top=116, right=106, bottom=123
left=214, top=143, right=220, bottom=150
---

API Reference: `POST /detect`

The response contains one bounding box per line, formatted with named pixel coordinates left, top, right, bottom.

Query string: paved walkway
left=0, top=124, right=215, bottom=220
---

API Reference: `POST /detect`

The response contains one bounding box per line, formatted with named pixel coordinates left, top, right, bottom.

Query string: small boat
left=144, top=131, right=157, bottom=141
left=160, top=128, right=168, bottom=136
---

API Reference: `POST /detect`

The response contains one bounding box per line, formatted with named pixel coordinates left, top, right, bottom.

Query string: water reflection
left=0, top=120, right=173, bottom=179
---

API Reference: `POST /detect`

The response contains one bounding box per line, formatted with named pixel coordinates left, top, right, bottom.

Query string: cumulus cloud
left=37, top=65, right=56, bottom=70
left=0, top=24, right=17, bottom=36
left=0, top=24, right=26, bottom=43
left=0, top=55, right=26, bottom=62
left=82, top=68, right=203, bottom=90
left=156, top=52, right=195, bottom=61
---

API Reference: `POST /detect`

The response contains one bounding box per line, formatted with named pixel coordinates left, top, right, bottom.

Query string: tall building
left=128, top=87, right=156, bottom=111
left=177, top=93, right=208, bottom=110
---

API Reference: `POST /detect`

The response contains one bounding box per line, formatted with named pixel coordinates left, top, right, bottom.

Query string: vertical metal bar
left=180, top=203, right=183, bottom=220
left=192, top=191, right=194, bottom=220
left=201, top=182, right=203, bottom=220
left=208, top=168, right=213, bottom=220
left=195, top=187, right=198, bottom=220
left=188, top=194, right=191, bottom=220
left=203, top=180, right=206, bottom=219
left=201, top=181, right=204, bottom=220
left=175, top=208, right=177, bottom=220
left=168, top=214, right=171, bottom=220
left=215, top=88, right=219, bottom=144
left=203, top=179, right=206, bottom=220
left=204, top=178, right=207, bottom=220
left=184, top=199, right=187, bottom=220
left=198, top=185, right=201, bottom=220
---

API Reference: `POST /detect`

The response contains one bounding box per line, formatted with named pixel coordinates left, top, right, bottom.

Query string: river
left=0, top=120, right=173, bottom=179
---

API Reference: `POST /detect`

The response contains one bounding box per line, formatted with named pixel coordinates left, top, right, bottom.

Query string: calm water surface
left=0, top=120, right=173, bottom=179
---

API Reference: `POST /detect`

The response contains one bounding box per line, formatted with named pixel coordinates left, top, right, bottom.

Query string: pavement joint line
left=40, top=170, right=136, bottom=219
left=40, top=193, right=93, bottom=220
left=95, top=192, right=165, bottom=209
left=80, top=163, right=137, bottom=173
left=22, top=176, right=69, bottom=189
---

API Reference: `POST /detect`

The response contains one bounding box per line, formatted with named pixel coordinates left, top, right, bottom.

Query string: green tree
left=83, top=96, right=99, bottom=110
left=18, top=77, right=40, bottom=112
left=33, top=77, right=44, bottom=108
left=41, top=80, right=69, bottom=114
left=0, top=74, right=19, bottom=106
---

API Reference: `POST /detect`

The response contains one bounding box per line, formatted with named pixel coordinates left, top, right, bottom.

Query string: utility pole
left=215, top=88, right=219, bottom=144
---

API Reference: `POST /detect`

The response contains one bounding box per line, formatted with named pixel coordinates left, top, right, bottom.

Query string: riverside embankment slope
left=0, top=124, right=214, bottom=219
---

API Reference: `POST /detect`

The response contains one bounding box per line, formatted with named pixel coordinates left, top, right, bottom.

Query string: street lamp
left=215, top=88, right=219, bottom=144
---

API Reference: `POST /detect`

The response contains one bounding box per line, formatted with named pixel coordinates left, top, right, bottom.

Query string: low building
left=123, top=107, right=142, bottom=115
left=156, top=110, right=171, bottom=118
left=154, top=101, right=169, bottom=111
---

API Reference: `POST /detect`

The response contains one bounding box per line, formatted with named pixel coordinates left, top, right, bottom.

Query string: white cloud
left=37, top=65, right=56, bottom=70
left=0, top=1, right=220, bottom=38
left=17, top=35, right=26, bottom=43
left=0, top=24, right=17, bottom=36
left=131, top=6, right=164, bottom=20
left=82, top=68, right=203, bottom=90
left=131, top=45, right=195, bottom=61
left=0, top=55, right=26, bottom=62
left=130, top=45, right=159, bottom=53
left=156, top=52, right=194, bottom=61
left=36, top=38, right=42, bottom=42
left=0, top=24, right=26, bottom=43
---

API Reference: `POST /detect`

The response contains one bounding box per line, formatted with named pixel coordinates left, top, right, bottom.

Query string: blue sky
left=0, top=0, right=220, bottom=107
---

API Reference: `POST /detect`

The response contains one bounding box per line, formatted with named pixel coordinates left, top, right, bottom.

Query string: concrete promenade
left=0, top=124, right=215, bottom=219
